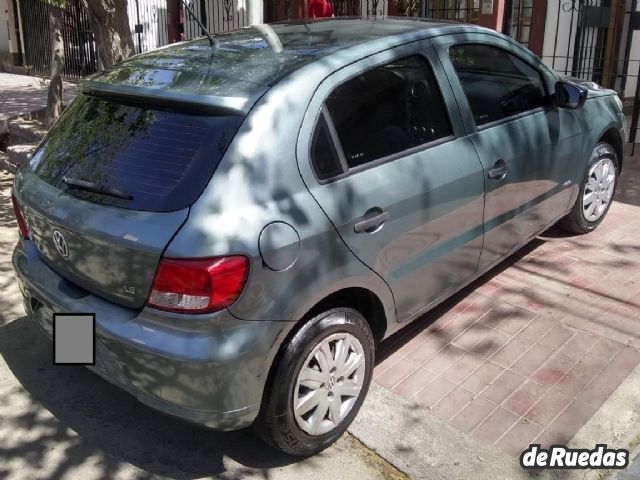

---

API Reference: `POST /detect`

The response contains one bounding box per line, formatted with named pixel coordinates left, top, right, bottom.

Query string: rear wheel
left=255, top=308, right=374, bottom=456
left=560, top=142, right=619, bottom=234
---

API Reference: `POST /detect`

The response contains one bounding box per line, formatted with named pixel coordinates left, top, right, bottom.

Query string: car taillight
left=11, top=194, right=29, bottom=240
left=146, top=256, right=249, bottom=313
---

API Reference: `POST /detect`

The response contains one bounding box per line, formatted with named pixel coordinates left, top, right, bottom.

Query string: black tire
left=559, top=142, right=619, bottom=235
left=254, top=308, right=375, bottom=456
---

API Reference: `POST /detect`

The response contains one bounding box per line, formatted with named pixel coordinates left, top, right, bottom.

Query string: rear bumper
left=12, top=239, right=291, bottom=430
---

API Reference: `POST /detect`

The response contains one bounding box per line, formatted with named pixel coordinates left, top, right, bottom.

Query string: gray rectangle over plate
left=53, top=313, right=95, bottom=365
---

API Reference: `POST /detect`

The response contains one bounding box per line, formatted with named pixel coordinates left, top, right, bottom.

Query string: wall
left=0, top=0, right=11, bottom=65
left=0, top=0, right=24, bottom=70
left=615, top=0, right=640, bottom=99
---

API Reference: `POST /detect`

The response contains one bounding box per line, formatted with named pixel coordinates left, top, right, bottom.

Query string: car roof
left=82, top=18, right=489, bottom=114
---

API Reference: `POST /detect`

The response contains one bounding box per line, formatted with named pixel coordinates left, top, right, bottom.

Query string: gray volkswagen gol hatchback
left=12, top=18, right=625, bottom=455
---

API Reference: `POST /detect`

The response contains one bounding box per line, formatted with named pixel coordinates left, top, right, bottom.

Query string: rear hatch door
left=14, top=93, right=243, bottom=308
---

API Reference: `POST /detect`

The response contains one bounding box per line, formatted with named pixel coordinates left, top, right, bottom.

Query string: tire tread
left=559, top=142, right=619, bottom=235
left=254, top=308, right=374, bottom=456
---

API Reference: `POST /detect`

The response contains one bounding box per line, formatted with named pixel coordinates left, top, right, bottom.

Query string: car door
left=434, top=36, right=577, bottom=269
left=296, top=44, right=486, bottom=322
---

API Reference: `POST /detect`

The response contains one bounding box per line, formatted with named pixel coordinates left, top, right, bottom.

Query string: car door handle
left=354, top=208, right=389, bottom=234
left=488, top=159, right=509, bottom=180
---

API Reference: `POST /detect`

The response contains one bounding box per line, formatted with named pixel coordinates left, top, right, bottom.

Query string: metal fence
left=540, top=0, right=622, bottom=86
left=539, top=0, right=640, bottom=147
left=18, top=0, right=97, bottom=78
left=15, top=0, right=640, bottom=150
left=18, top=0, right=250, bottom=79
left=263, top=0, right=385, bottom=21
left=181, top=0, right=250, bottom=39
left=128, top=0, right=171, bottom=54
left=425, top=0, right=479, bottom=23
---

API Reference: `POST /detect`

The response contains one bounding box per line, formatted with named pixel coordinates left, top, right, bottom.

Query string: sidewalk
left=0, top=73, right=78, bottom=122
left=366, top=153, right=640, bottom=476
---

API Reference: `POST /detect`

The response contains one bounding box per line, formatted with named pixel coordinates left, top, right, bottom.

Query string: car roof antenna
left=180, top=0, right=218, bottom=48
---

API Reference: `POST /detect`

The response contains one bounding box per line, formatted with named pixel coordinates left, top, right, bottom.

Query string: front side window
left=316, top=55, right=452, bottom=171
left=449, top=44, right=549, bottom=126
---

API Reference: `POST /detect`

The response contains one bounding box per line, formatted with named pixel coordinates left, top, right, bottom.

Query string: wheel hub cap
left=293, top=332, right=366, bottom=436
left=582, top=157, right=616, bottom=222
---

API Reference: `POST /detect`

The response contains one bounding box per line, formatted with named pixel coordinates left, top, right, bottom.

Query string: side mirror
left=555, top=80, right=588, bottom=109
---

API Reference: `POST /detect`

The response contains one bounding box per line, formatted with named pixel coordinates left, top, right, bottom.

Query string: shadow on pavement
left=0, top=316, right=307, bottom=479
left=2, top=152, right=639, bottom=478
left=375, top=155, right=640, bottom=364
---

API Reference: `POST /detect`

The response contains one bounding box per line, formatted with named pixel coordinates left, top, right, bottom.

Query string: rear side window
left=30, top=94, right=243, bottom=212
left=323, top=55, right=452, bottom=170
left=311, top=112, right=344, bottom=181
left=449, top=44, right=549, bottom=126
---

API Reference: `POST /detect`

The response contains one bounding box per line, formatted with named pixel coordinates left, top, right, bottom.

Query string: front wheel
left=560, top=142, right=619, bottom=234
left=254, top=308, right=375, bottom=456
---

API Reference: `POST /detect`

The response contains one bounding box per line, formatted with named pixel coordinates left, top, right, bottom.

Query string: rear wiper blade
left=62, top=176, right=133, bottom=200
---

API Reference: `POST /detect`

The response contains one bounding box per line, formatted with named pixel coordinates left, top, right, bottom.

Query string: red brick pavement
left=374, top=154, right=640, bottom=458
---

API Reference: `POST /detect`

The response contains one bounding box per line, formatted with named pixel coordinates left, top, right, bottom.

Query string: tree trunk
left=46, top=6, right=64, bottom=128
left=85, top=0, right=135, bottom=69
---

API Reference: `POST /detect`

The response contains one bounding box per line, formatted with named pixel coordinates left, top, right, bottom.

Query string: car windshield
left=30, top=94, right=243, bottom=212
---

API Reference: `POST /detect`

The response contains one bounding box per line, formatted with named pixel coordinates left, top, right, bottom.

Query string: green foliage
left=393, top=0, right=420, bottom=16
left=42, top=0, right=67, bottom=7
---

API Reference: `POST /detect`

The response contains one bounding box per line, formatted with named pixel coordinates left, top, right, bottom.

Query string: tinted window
left=449, top=44, right=548, bottom=126
left=30, top=94, right=243, bottom=211
left=325, top=55, right=452, bottom=169
left=311, top=113, right=344, bottom=180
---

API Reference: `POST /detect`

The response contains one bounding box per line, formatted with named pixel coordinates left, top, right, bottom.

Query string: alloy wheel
left=293, top=332, right=366, bottom=436
left=582, top=157, right=616, bottom=222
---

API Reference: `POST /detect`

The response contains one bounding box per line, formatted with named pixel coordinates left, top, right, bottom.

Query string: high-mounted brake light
left=146, top=256, right=249, bottom=313
left=11, top=194, right=29, bottom=240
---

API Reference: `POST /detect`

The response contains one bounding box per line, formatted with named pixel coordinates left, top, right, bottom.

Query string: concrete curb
left=0, top=108, right=47, bottom=174
left=349, top=368, right=640, bottom=480
left=0, top=152, right=16, bottom=174
left=348, top=383, right=544, bottom=480
left=570, top=363, right=640, bottom=480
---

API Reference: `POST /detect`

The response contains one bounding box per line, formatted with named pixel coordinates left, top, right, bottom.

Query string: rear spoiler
left=81, top=81, right=262, bottom=116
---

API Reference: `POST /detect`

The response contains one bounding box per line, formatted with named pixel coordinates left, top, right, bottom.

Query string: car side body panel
left=433, top=32, right=624, bottom=269
left=164, top=26, right=625, bottom=335
left=296, top=41, right=486, bottom=323
left=163, top=70, right=398, bottom=326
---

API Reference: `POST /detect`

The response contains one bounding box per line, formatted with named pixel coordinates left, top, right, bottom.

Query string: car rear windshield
left=30, top=94, right=244, bottom=212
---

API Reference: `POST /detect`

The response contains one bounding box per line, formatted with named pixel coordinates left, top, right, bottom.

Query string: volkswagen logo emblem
left=326, top=376, right=336, bottom=391
left=52, top=229, right=69, bottom=258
